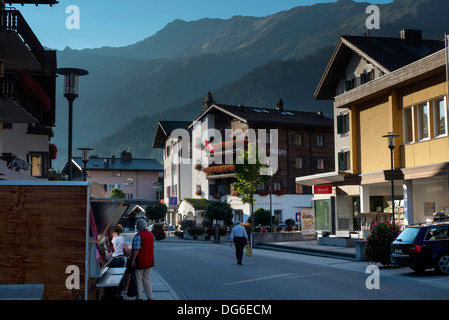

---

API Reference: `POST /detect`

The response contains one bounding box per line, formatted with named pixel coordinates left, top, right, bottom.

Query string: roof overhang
left=334, top=48, right=446, bottom=109
left=189, top=104, right=247, bottom=129
left=296, top=171, right=347, bottom=186
left=314, top=36, right=390, bottom=101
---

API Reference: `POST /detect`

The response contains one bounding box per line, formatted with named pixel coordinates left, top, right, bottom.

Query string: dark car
left=391, top=222, right=449, bottom=274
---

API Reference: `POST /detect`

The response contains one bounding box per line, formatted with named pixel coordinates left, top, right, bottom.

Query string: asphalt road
left=150, top=239, right=449, bottom=300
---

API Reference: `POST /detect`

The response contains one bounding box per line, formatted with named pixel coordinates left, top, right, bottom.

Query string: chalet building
left=297, top=29, right=449, bottom=235
left=154, top=91, right=334, bottom=225
left=0, top=0, right=58, bottom=180
left=64, top=150, right=163, bottom=201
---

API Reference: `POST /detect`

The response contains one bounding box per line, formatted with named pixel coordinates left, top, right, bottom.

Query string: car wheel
left=435, top=253, right=449, bottom=275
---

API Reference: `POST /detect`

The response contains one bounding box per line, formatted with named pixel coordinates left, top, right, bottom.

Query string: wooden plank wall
left=0, top=184, right=88, bottom=300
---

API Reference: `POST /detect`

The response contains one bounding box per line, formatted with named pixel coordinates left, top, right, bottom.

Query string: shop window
left=314, top=199, right=330, bottom=231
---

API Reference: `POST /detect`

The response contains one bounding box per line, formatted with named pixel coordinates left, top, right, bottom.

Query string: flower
left=17, top=70, right=51, bottom=112
left=49, top=143, right=57, bottom=160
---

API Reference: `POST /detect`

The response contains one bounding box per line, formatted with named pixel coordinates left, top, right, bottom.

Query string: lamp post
left=57, top=68, right=88, bottom=181
left=382, top=132, right=400, bottom=225
left=78, top=147, right=93, bottom=181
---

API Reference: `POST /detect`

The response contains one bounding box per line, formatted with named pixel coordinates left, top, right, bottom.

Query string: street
left=146, top=238, right=449, bottom=300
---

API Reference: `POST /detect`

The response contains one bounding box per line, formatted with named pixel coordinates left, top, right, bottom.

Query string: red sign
left=313, top=185, right=332, bottom=194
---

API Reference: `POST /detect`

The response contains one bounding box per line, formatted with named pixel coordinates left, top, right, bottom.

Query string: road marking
left=223, top=272, right=328, bottom=286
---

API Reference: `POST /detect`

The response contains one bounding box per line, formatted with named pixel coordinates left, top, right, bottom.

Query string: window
left=433, top=97, right=447, bottom=137
left=337, top=113, right=349, bottom=134
left=338, top=151, right=350, bottom=171
left=30, top=153, right=49, bottom=177
left=294, top=157, right=303, bottom=169
left=274, top=182, right=281, bottom=191
left=417, top=102, right=429, bottom=140
left=125, top=178, right=134, bottom=185
left=109, top=171, right=121, bottom=177
left=293, top=133, right=303, bottom=146
left=316, top=135, right=324, bottom=147
left=316, top=158, right=325, bottom=170
left=234, top=210, right=244, bottom=223
left=403, top=107, right=414, bottom=143
left=126, top=193, right=133, bottom=199
left=424, top=226, right=448, bottom=241
left=274, top=210, right=282, bottom=224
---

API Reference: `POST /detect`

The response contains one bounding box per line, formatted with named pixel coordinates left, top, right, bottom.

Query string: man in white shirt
left=230, top=223, right=249, bottom=265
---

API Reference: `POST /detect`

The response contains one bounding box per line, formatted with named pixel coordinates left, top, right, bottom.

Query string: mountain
left=52, top=0, right=449, bottom=169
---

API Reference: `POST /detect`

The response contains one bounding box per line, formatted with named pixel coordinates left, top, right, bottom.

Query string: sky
left=16, top=0, right=393, bottom=51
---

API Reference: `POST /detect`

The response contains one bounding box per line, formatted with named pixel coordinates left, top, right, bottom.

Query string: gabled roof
left=190, top=103, right=333, bottom=129
left=72, top=156, right=163, bottom=172
left=152, top=120, right=192, bottom=149
left=315, top=33, right=444, bottom=100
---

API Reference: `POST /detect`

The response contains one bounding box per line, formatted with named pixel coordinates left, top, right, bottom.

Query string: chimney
left=121, top=150, right=132, bottom=160
left=400, top=29, right=422, bottom=47
left=276, top=98, right=284, bottom=111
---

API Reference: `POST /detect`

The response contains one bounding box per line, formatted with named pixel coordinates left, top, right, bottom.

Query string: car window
left=396, top=227, right=420, bottom=242
left=424, top=226, right=449, bottom=241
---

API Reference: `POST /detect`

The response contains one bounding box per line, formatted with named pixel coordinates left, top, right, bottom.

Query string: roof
left=72, top=157, right=163, bottom=172
left=315, top=33, right=444, bottom=100
left=153, top=120, right=192, bottom=149
left=191, top=103, right=333, bottom=129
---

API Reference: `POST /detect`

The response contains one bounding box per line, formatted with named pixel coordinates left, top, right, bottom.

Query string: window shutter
left=337, top=115, right=343, bottom=134
left=338, top=152, right=345, bottom=171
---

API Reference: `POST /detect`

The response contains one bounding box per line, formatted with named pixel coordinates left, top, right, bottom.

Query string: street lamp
left=78, top=147, right=93, bottom=181
left=382, top=132, right=400, bottom=225
left=57, top=68, right=88, bottom=181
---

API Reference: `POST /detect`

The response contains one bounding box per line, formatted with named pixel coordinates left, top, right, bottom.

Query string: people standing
left=230, top=222, right=249, bottom=265
left=110, top=224, right=125, bottom=268
left=131, top=219, right=155, bottom=300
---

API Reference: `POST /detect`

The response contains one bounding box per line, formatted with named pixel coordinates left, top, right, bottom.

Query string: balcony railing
left=0, top=73, right=50, bottom=122
left=0, top=9, right=47, bottom=67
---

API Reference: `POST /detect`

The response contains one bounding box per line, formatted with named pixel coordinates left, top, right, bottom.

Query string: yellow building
left=297, top=29, right=449, bottom=233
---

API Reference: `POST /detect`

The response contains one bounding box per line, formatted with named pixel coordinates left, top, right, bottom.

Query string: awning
left=296, top=171, right=347, bottom=186
left=90, top=198, right=129, bottom=242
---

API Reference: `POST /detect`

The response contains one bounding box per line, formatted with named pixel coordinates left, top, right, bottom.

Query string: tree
left=254, top=208, right=272, bottom=226
left=231, top=143, right=269, bottom=238
left=109, top=188, right=125, bottom=198
left=205, top=201, right=233, bottom=243
left=145, top=203, right=167, bottom=222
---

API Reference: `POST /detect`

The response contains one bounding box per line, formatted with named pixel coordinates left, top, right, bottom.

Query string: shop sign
left=313, top=185, right=332, bottom=194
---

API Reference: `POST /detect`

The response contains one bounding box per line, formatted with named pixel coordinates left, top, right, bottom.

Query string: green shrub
left=151, top=223, right=166, bottom=241
left=364, top=221, right=401, bottom=267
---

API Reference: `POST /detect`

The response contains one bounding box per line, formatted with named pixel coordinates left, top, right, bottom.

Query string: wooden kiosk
left=0, top=181, right=129, bottom=300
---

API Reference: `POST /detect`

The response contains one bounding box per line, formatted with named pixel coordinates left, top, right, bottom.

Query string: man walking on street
left=131, top=219, right=155, bottom=300
left=230, top=222, right=249, bottom=265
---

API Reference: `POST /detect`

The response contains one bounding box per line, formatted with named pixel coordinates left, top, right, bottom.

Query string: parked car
left=391, top=222, right=449, bottom=274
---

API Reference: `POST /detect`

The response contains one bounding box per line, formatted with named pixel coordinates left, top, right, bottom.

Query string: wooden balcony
left=0, top=71, right=56, bottom=125
left=0, top=9, right=48, bottom=69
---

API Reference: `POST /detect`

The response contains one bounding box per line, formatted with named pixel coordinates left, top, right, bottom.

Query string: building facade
left=67, top=150, right=163, bottom=201
left=155, top=92, right=334, bottom=226
left=297, top=29, right=449, bottom=234
left=0, top=1, right=58, bottom=180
